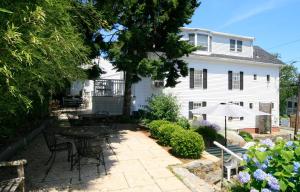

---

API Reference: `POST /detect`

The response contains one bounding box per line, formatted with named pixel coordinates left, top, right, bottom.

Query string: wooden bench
left=0, top=160, right=26, bottom=192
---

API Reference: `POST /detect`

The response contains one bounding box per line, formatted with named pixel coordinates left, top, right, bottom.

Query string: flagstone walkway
left=15, top=127, right=191, bottom=192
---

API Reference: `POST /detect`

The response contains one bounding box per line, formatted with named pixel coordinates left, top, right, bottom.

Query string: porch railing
left=93, top=79, right=124, bottom=97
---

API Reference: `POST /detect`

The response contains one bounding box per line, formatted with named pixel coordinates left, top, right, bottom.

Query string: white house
left=73, top=27, right=283, bottom=132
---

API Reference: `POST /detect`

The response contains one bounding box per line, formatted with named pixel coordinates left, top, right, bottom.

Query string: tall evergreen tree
left=98, top=0, right=200, bottom=116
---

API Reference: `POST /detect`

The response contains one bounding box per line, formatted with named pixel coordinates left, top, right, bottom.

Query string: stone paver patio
left=13, top=125, right=191, bottom=192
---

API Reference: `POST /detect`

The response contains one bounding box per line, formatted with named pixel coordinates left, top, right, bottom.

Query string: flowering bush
left=234, top=139, right=300, bottom=191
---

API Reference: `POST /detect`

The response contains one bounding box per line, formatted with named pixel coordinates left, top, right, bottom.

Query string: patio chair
left=224, top=153, right=242, bottom=181
left=0, top=159, right=26, bottom=192
left=73, top=137, right=107, bottom=181
left=42, top=128, right=73, bottom=169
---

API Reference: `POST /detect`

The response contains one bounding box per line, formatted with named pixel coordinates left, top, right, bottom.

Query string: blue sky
left=187, top=0, right=300, bottom=69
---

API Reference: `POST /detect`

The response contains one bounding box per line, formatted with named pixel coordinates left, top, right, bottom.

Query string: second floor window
left=232, top=72, right=240, bottom=89
left=228, top=71, right=243, bottom=90
left=197, top=34, right=208, bottom=51
left=194, top=69, right=203, bottom=88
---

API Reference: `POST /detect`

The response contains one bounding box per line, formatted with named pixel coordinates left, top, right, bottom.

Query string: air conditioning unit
left=153, top=80, right=164, bottom=88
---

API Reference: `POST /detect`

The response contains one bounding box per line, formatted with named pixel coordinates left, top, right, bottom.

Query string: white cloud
left=219, top=0, right=286, bottom=29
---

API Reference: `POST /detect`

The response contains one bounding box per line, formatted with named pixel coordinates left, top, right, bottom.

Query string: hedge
left=170, top=129, right=205, bottom=159
left=158, top=123, right=183, bottom=146
left=148, top=120, right=171, bottom=139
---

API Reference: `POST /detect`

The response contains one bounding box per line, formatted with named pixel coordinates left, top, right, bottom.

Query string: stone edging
left=171, top=165, right=216, bottom=192
left=0, top=119, right=53, bottom=161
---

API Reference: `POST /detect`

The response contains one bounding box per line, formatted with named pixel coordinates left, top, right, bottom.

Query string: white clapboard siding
left=133, top=57, right=280, bottom=129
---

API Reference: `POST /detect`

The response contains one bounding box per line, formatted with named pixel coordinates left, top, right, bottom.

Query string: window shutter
left=190, top=68, right=194, bottom=88
left=189, top=101, right=193, bottom=119
left=240, top=71, right=244, bottom=90
left=203, top=69, right=207, bottom=89
left=202, top=114, right=207, bottom=120
left=202, top=101, right=207, bottom=107
left=228, top=71, right=232, bottom=90
left=240, top=102, right=244, bottom=106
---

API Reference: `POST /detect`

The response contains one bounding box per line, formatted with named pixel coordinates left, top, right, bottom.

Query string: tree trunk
left=123, top=72, right=132, bottom=117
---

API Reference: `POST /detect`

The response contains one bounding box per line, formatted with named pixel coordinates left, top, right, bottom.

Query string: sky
left=186, top=0, right=300, bottom=69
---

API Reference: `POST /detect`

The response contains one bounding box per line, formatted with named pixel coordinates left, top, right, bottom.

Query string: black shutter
left=190, top=68, right=194, bottom=88
left=189, top=101, right=193, bottom=119
left=203, top=69, right=207, bottom=89
left=202, top=101, right=207, bottom=107
left=228, top=71, right=232, bottom=90
left=240, top=102, right=244, bottom=106
left=202, top=114, right=207, bottom=120
left=240, top=71, right=244, bottom=90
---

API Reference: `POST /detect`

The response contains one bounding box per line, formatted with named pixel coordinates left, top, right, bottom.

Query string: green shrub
left=170, top=129, right=205, bottom=159
left=239, top=131, right=253, bottom=142
left=148, top=120, right=171, bottom=139
left=147, top=94, right=179, bottom=121
left=158, top=123, right=183, bottom=146
left=176, top=117, right=190, bottom=129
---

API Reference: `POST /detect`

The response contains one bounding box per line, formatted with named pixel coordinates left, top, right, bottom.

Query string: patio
left=11, top=123, right=191, bottom=192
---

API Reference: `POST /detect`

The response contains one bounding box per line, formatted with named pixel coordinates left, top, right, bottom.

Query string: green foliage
left=147, top=94, right=179, bottom=122
left=176, top=117, right=190, bottom=129
left=158, top=123, right=183, bottom=146
left=101, top=0, right=199, bottom=115
left=280, top=64, right=298, bottom=115
left=0, top=0, right=109, bottom=137
left=148, top=120, right=171, bottom=139
left=239, top=131, right=253, bottom=142
left=170, top=129, right=205, bottom=159
left=233, top=139, right=300, bottom=191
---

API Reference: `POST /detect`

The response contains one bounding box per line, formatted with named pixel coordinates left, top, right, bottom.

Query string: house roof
left=195, top=46, right=284, bottom=65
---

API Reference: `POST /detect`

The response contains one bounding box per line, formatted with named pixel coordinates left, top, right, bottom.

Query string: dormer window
left=187, top=33, right=210, bottom=51
left=197, top=34, right=208, bottom=51
left=230, top=39, right=243, bottom=52
left=188, top=34, right=195, bottom=46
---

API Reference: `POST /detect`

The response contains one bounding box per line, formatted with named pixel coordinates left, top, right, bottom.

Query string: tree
left=0, top=0, right=110, bottom=136
left=99, top=0, right=199, bottom=116
left=280, top=63, right=298, bottom=115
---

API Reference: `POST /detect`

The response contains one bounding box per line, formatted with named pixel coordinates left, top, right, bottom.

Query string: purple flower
left=285, top=141, right=294, bottom=148
left=261, top=163, right=268, bottom=170
left=250, top=189, right=259, bottom=192
left=260, top=139, right=275, bottom=148
left=261, top=189, right=272, bottom=192
left=253, top=169, right=267, bottom=181
left=242, top=154, right=249, bottom=162
left=238, top=172, right=250, bottom=184
left=294, top=162, right=300, bottom=173
left=266, top=174, right=280, bottom=191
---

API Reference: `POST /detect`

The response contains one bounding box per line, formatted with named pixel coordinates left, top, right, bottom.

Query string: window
left=229, top=101, right=244, bottom=120
left=237, top=40, right=243, bottom=52
left=230, top=39, right=236, bottom=51
left=249, top=103, right=253, bottom=109
left=295, top=102, right=298, bottom=108
left=193, top=102, right=202, bottom=109
left=288, top=101, right=293, bottom=108
left=254, top=74, right=257, bottom=80
left=194, top=69, right=203, bottom=88
left=188, top=34, right=195, bottom=46
left=267, top=75, right=270, bottom=82
left=190, top=101, right=207, bottom=120
left=232, top=72, right=240, bottom=89
left=230, top=39, right=243, bottom=52
left=197, top=34, right=208, bottom=51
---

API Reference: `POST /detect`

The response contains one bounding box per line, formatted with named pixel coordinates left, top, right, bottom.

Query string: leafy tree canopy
left=280, top=63, right=298, bottom=115
left=96, top=0, right=200, bottom=115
